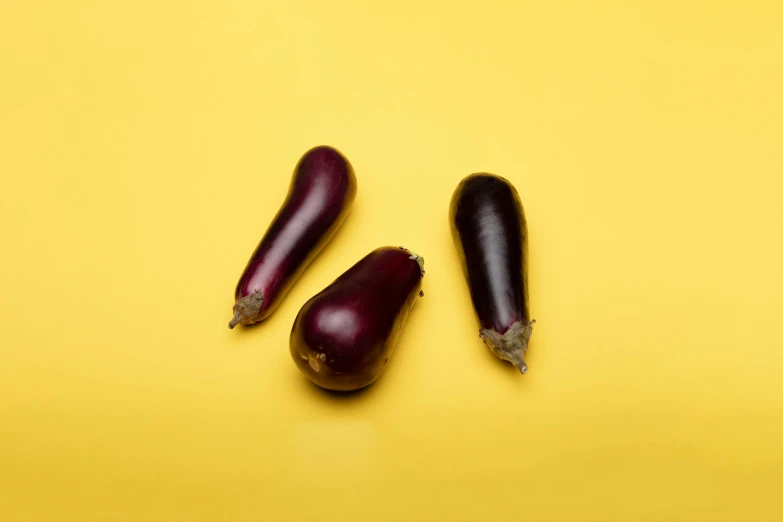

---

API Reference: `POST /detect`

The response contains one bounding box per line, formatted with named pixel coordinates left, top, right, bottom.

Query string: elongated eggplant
left=450, top=173, right=535, bottom=374
left=290, top=247, right=425, bottom=391
left=229, top=146, right=357, bottom=328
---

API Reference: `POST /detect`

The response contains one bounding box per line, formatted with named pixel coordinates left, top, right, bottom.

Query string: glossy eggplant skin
left=229, top=146, right=357, bottom=328
left=449, top=173, right=534, bottom=373
left=290, top=247, right=424, bottom=391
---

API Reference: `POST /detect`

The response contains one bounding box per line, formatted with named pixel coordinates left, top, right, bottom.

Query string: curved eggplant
left=289, top=247, right=425, bottom=391
left=229, top=146, right=357, bottom=328
left=449, top=173, right=535, bottom=373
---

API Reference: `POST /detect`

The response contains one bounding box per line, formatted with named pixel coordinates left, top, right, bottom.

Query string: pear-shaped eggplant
left=290, top=246, right=424, bottom=391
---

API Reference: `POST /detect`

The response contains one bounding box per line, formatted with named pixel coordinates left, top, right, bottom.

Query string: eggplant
left=289, top=246, right=425, bottom=391
left=449, top=173, right=535, bottom=373
left=229, top=146, right=357, bottom=328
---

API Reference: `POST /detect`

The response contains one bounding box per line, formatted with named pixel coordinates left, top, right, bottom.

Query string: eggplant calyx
left=408, top=253, right=425, bottom=275
left=397, top=246, right=425, bottom=275
left=480, top=319, right=536, bottom=374
left=228, top=290, right=264, bottom=329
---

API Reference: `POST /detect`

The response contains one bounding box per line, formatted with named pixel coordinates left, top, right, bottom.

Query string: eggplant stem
left=228, top=311, right=243, bottom=329
left=228, top=290, right=264, bottom=329
left=511, top=354, right=528, bottom=374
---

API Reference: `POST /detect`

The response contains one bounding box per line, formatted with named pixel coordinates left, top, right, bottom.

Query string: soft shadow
left=308, top=379, right=376, bottom=399
left=228, top=317, right=265, bottom=335
left=292, top=369, right=381, bottom=406
left=222, top=303, right=293, bottom=352
left=221, top=310, right=266, bottom=348
left=481, top=337, right=538, bottom=388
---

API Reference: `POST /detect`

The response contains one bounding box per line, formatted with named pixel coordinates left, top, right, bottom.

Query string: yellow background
left=2, top=1, right=782, bottom=520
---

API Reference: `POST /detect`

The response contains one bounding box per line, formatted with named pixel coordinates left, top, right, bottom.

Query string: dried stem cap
left=479, top=319, right=536, bottom=374
left=228, top=290, right=264, bottom=329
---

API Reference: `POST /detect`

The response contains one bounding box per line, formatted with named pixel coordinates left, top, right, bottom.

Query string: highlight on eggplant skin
left=289, top=246, right=425, bottom=392
left=449, top=173, right=535, bottom=374
left=229, top=145, right=357, bottom=328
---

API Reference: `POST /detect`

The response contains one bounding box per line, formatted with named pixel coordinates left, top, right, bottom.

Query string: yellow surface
left=2, top=1, right=782, bottom=520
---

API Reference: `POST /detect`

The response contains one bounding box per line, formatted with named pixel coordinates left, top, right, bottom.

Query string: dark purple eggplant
left=289, top=246, right=425, bottom=391
left=229, top=146, right=357, bottom=328
left=450, top=173, right=535, bottom=374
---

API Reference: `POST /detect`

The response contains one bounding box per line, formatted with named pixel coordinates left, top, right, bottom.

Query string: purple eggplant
left=289, top=247, right=425, bottom=391
left=450, top=173, right=535, bottom=374
left=229, top=146, right=357, bottom=328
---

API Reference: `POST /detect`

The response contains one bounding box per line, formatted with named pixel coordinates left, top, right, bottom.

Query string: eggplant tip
left=513, top=358, right=529, bottom=374
left=397, top=247, right=425, bottom=275
left=228, top=290, right=264, bottom=329
left=228, top=312, right=242, bottom=329
left=480, top=320, right=535, bottom=376
left=407, top=252, right=425, bottom=275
